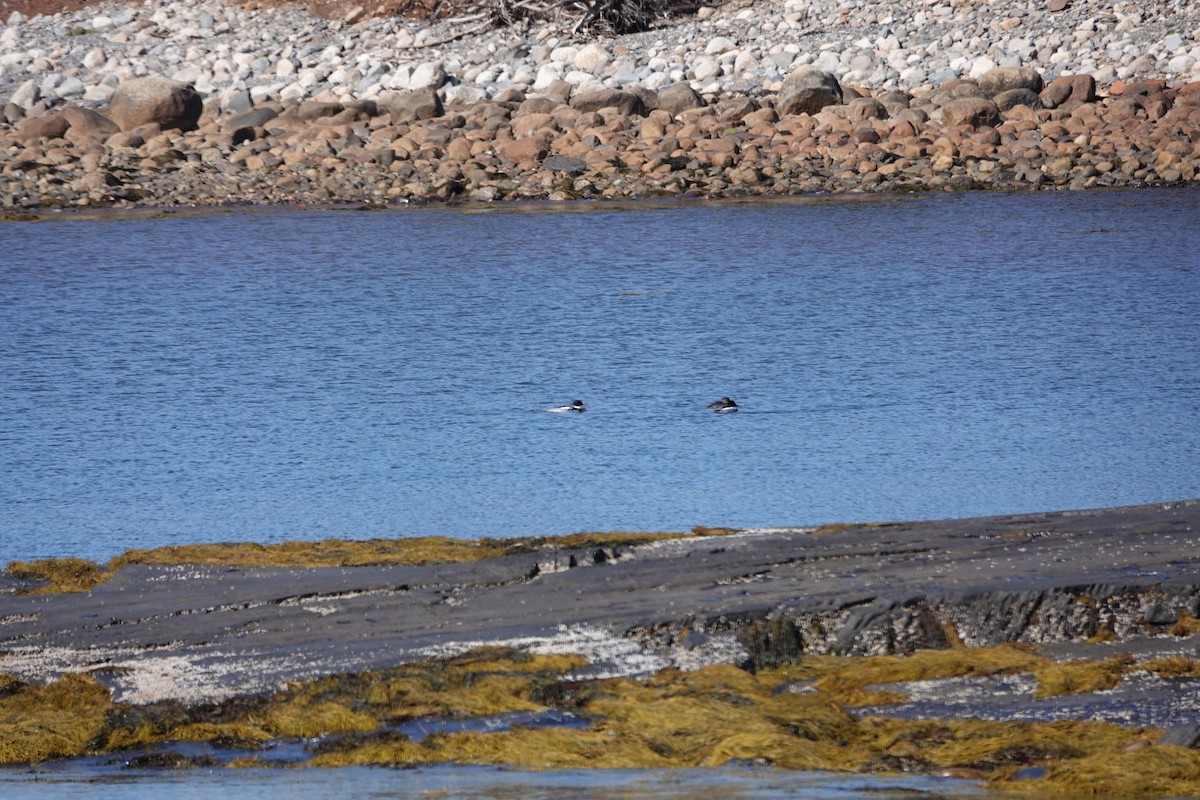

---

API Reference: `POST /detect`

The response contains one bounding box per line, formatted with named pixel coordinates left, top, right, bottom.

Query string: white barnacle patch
left=145, top=565, right=215, bottom=583
left=410, top=623, right=748, bottom=682
left=301, top=605, right=339, bottom=616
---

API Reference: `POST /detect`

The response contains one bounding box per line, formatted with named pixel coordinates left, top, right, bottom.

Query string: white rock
left=849, top=52, right=874, bottom=72
left=10, top=78, right=38, bottom=108
left=550, top=45, right=578, bottom=63
left=55, top=76, right=85, bottom=97
left=691, top=55, right=721, bottom=81
left=813, top=51, right=842, bottom=72
left=409, top=61, right=445, bottom=90
left=279, top=82, right=306, bottom=102
left=734, top=51, right=759, bottom=73
left=969, top=55, right=997, bottom=78
left=532, top=62, right=562, bottom=91
left=705, top=36, right=737, bottom=55
left=644, top=72, right=671, bottom=90
left=299, top=67, right=326, bottom=87
left=444, top=84, right=487, bottom=104
left=384, top=64, right=412, bottom=90
left=83, top=83, right=115, bottom=102
left=1169, top=54, right=1196, bottom=73
left=275, top=58, right=296, bottom=78
left=82, top=47, right=106, bottom=69
left=574, top=43, right=610, bottom=74
left=562, top=69, right=597, bottom=85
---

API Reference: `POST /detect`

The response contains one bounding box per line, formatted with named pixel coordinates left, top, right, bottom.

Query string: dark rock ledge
left=1, top=500, right=1198, bottom=708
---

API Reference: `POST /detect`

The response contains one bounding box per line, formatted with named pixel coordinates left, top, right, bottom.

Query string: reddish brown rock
left=932, top=79, right=986, bottom=101
left=1123, top=79, right=1168, bottom=96
left=570, top=88, right=646, bottom=117
left=499, top=135, right=551, bottom=165
left=511, top=112, right=559, bottom=138
left=994, top=88, right=1044, bottom=111
left=15, top=112, right=68, bottom=142
left=381, top=89, right=443, bottom=122
left=517, top=96, right=559, bottom=115
left=60, top=105, right=119, bottom=140
left=717, top=97, right=757, bottom=124
left=939, top=98, right=1002, bottom=127
left=1042, top=74, right=1098, bottom=107
left=845, top=97, right=888, bottom=122
left=979, top=66, right=1045, bottom=96
left=1179, top=82, right=1200, bottom=103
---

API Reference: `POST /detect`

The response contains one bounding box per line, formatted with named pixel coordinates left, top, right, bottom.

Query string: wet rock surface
left=1, top=500, right=1197, bottom=711
left=859, top=671, right=1200, bottom=730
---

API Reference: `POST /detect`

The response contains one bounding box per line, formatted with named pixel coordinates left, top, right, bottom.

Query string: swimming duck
left=706, top=397, right=739, bottom=413
left=547, top=400, right=587, bottom=413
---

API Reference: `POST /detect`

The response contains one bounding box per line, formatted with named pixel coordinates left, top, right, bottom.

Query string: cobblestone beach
left=2, top=0, right=1199, bottom=207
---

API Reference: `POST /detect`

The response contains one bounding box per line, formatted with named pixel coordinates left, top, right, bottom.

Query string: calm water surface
left=0, top=764, right=995, bottom=800
left=2, top=189, right=1198, bottom=563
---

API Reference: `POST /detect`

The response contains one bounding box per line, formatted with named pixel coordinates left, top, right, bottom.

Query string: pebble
left=0, top=0, right=1199, bottom=209
left=0, top=0, right=1197, bottom=109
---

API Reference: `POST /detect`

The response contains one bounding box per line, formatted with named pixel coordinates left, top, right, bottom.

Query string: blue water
left=0, top=764, right=995, bottom=799
left=2, top=189, right=1199, bottom=564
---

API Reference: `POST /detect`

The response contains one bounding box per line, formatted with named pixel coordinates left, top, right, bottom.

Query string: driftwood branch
left=397, top=0, right=722, bottom=41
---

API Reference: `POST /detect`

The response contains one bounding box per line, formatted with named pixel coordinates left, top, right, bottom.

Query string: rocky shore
left=2, top=0, right=1200, bottom=208
left=3, top=501, right=1200, bottom=791
left=2, top=501, right=1197, bottom=705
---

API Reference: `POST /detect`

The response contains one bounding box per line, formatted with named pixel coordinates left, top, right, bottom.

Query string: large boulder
left=979, top=66, right=1044, bottom=96
left=16, top=111, right=68, bottom=142
left=516, top=96, right=560, bottom=115
left=930, top=79, right=986, bottom=103
left=1041, top=74, right=1097, bottom=107
left=224, top=107, right=280, bottom=130
left=379, top=89, right=443, bottom=122
left=60, top=105, right=119, bottom=139
left=569, top=88, right=647, bottom=117
left=109, top=76, right=203, bottom=132
left=408, top=61, right=446, bottom=91
left=845, top=96, right=888, bottom=122
left=778, top=67, right=842, bottom=116
left=938, top=97, right=1001, bottom=127
left=656, top=83, right=706, bottom=116
left=993, top=88, right=1044, bottom=111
